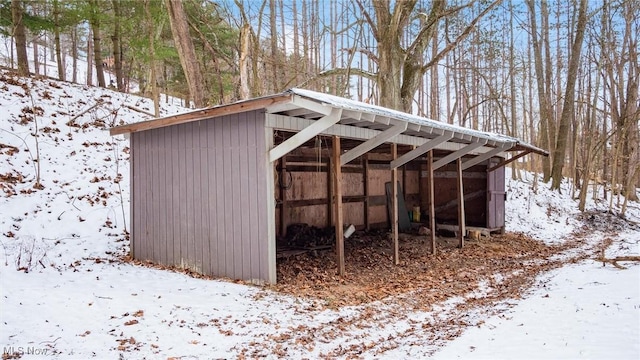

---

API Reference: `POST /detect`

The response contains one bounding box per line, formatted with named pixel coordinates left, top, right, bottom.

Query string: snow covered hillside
left=1, top=69, right=639, bottom=359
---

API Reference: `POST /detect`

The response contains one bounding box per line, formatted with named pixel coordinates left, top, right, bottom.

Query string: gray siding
left=487, top=158, right=506, bottom=229
left=131, top=110, right=270, bottom=282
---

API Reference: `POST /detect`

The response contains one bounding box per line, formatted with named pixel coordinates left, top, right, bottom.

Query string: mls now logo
left=3, top=346, right=49, bottom=356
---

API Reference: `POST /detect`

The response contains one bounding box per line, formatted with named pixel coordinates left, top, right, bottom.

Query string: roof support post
left=390, top=132, right=454, bottom=169
left=340, top=122, right=407, bottom=166
left=456, top=157, right=465, bottom=249
left=461, top=143, right=513, bottom=170
left=264, top=127, right=277, bottom=284
left=432, top=140, right=488, bottom=171
left=427, top=150, right=436, bottom=255
left=269, top=107, right=342, bottom=162
left=391, top=143, right=399, bottom=265
left=332, top=136, right=345, bottom=276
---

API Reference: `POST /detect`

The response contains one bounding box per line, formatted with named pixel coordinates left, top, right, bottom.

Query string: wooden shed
left=110, top=89, right=547, bottom=284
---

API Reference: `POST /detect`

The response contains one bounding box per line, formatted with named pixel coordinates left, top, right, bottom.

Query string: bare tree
left=165, top=0, right=207, bottom=108
left=526, top=0, right=553, bottom=181
left=351, top=0, right=500, bottom=112
left=550, top=0, right=588, bottom=190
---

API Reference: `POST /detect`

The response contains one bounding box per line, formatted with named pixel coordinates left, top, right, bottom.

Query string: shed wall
left=131, top=110, right=270, bottom=282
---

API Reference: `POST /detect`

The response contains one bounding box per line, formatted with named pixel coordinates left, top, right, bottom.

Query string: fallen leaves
left=281, top=232, right=560, bottom=307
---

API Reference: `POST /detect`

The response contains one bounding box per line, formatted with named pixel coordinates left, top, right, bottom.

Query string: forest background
left=1, top=0, right=638, bottom=215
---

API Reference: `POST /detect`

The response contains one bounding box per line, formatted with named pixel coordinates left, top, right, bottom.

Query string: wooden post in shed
left=427, top=150, right=436, bottom=255
left=332, top=136, right=345, bottom=276
left=392, top=143, right=399, bottom=265
left=363, top=154, right=370, bottom=230
left=456, top=157, right=466, bottom=248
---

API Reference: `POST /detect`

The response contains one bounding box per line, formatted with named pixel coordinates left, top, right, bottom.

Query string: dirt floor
left=273, top=229, right=578, bottom=309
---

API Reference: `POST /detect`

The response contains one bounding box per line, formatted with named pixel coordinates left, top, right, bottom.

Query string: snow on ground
left=0, top=68, right=639, bottom=359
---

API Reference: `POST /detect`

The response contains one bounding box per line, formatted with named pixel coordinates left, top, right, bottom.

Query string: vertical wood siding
left=131, top=110, right=270, bottom=282
left=487, top=159, right=506, bottom=229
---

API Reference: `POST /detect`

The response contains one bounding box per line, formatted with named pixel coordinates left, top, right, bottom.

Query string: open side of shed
left=110, top=89, right=547, bottom=284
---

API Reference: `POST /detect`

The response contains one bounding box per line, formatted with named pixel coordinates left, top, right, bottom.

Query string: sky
left=0, top=34, right=639, bottom=359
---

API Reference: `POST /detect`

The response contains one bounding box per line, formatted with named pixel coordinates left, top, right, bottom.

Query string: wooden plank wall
left=131, top=110, right=270, bottom=283
left=421, top=160, right=489, bottom=227
left=275, top=148, right=421, bottom=236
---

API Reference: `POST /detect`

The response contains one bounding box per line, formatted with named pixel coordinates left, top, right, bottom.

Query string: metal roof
left=110, top=88, right=548, bottom=169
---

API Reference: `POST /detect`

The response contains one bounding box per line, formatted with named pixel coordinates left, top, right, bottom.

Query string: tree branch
left=319, top=67, right=377, bottom=81
left=595, top=255, right=640, bottom=269
left=355, top=0, right=379, bottom=42
left=421, top=0, right=501, bottom=71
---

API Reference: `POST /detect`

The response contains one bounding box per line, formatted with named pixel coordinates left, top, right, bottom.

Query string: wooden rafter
left=390, top=132, right=453, bottom=169
left=269, top=107, right=343, bottom=162
left=461, top=143, right=513, bottom=170
left=487, top=150, right=532, bottom=172
left=340, top=122, right=408, bottom=165
left=432, top=140, right=488, bottom=171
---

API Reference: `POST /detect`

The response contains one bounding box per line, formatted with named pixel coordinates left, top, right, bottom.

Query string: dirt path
left=239, top=212, right=631, bottom=358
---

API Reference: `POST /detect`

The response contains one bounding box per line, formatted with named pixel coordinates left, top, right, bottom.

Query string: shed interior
left=272, top=132, right=506, bottom=260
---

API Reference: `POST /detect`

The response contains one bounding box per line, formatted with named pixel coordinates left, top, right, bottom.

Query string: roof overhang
left=109, top=88, right=548, bottom=168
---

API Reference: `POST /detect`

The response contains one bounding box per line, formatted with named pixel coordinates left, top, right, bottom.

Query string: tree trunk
left=89, top=0, right=106, bottom=87
left=11, top=0, right=29, bottom=76
left=165, top=0, right=207, bottom=108
left=86, top=29, right=93, bottom=86
left=579, top=37, right=603, bottom=211
left=144, top=0, right=160, bottom=116
left=33, top=39, right=39, bottom=75
left=238, top=23, right=251, bottom=100
left=509, top=2, right=519, bottom=180
left=526, top=0, right=553, bottom=181
left=550, top=0, right=588, bottom=191
left=112, top=0, right=124, bottom=91
left=53, top=0, right=65, bottom=81
left=72, top=26, right=78, bottom=83
left=269, top=0, right=279, bottom=93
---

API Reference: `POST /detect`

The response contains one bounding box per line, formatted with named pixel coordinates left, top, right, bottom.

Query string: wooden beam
left=340, top=123, right=407, bottom=165
left=487, top=150, right=532, bottom=172
left=110, top=94, right=292, bottom=135
left=332, top=136, right=345, bottom=276
left=269, top=107, right=343, bottom=162
left=290, top=94, right=333, bottom=116
left=264, top=127, right=277, bottom=284
left=434, top=189, right=486, bottom=212
left=427, top=150, right=436, bottom=255
left=456, top=157, right=465, bottom=249
left=392, top=143, right=399, bottom=265
left=364, top=154, right=370, bottom=230
left=267, top=114, right=497, bottom=153
left=432, top=140, right=488, bottom=171
left=461, top=144, right=512, bottom=170
left=390, top=133, right=453, bottom=169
